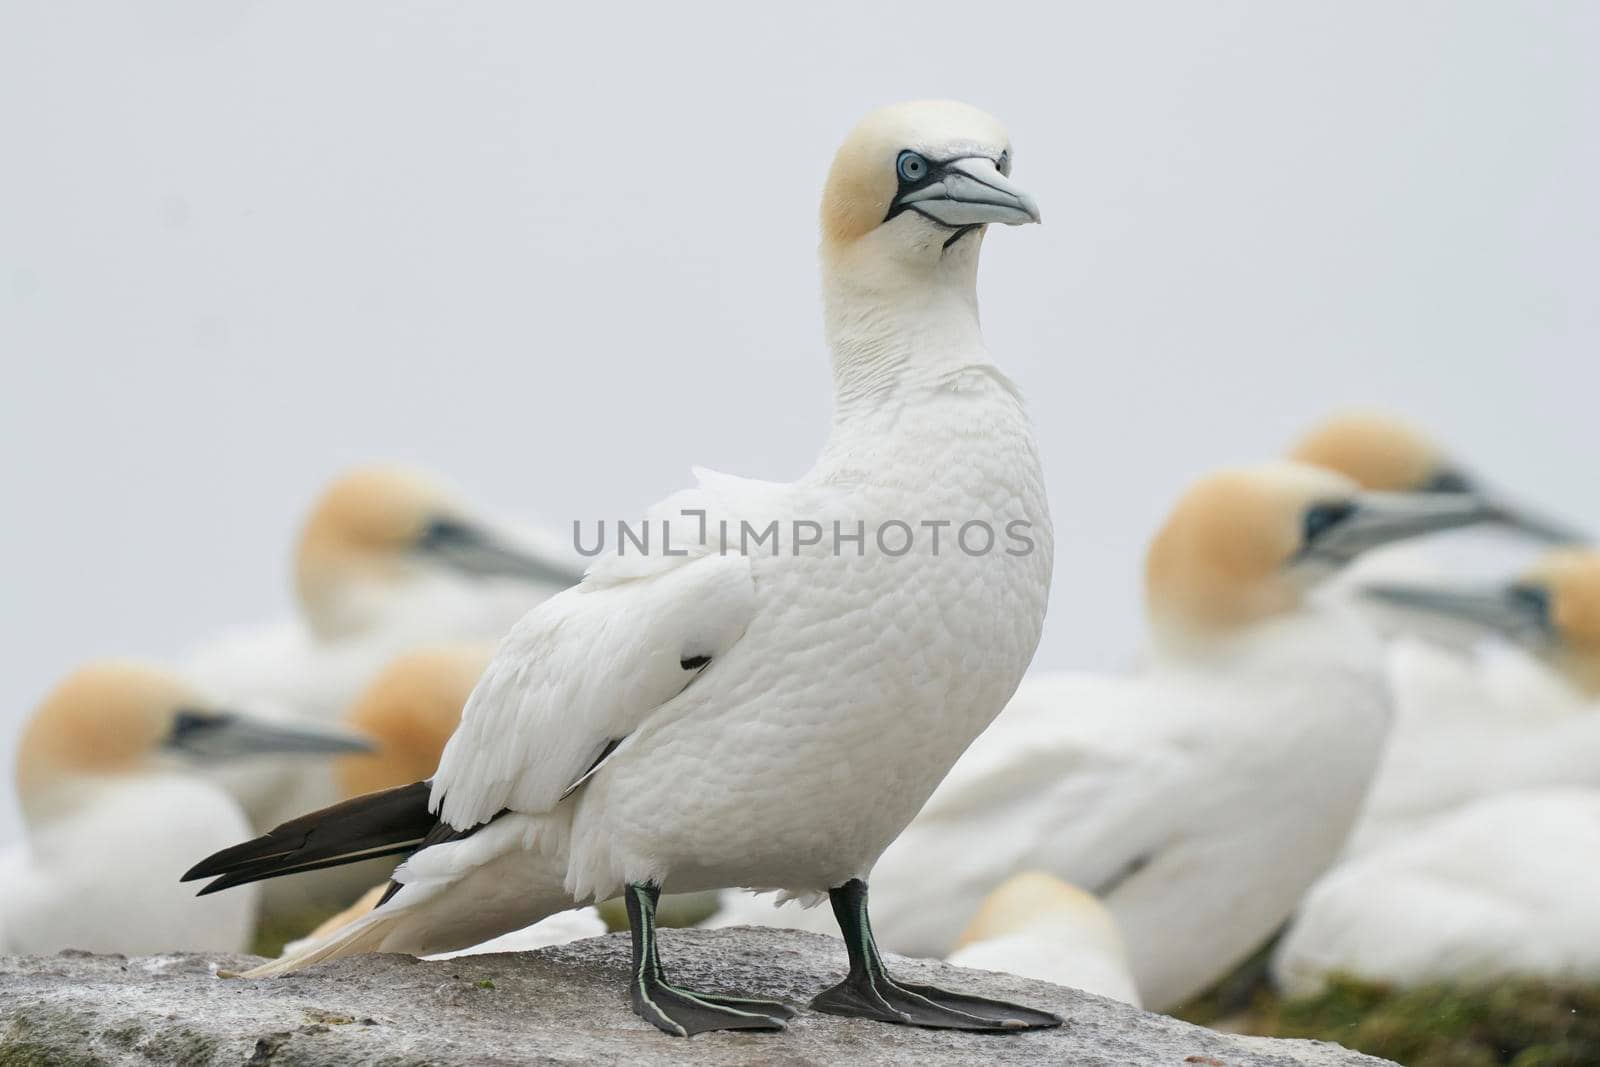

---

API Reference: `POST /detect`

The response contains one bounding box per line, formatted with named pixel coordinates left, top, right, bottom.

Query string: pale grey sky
left=3, top=1, right=1597, bottom=840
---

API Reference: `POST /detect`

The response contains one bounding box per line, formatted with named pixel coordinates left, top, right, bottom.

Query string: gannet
left=186, top=101, right=1060, bottom=1037
left=945, top=873, right=1141, bottom=1007
left=185, top=467, right=579, bottom=829
left=0, top=661, right=368, bottom=955
left=1339, top=548, right=1600, bottom=852
left=1274, top=787, right=1600, bottom=994
left=710, top=461, right=1495, bottom=1010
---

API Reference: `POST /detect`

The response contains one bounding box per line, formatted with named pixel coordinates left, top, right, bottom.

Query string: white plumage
left=1275, top=787, right=1600, bottom=995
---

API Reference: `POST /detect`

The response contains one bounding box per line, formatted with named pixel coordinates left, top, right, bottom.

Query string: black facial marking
left=1423, top=467, right=1475, bottom=494
left=417, top=517, right=485, bottom=553
left=1303, top=500, right=1358, bottom=546
left=1508, top=583, right=1553, bottom=632
left=166, top=709, right=231, bottom=751
left=883, top=152, right=1009, bottom=228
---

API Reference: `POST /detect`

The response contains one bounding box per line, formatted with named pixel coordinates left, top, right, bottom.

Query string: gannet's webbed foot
left=810, top=878, right=1063, bottom=1032
left=625, top=883, right=790, bottom=1037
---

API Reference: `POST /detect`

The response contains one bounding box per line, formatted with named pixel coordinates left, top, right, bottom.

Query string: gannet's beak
left=1478, top=496, right=1590, bottom=546
left=896, top=157, right=1042, bottom=227
left=1359, top=581, right=1553, bottom=647
left=417, top=518, right=586, bottom=586
left=1424, top=467, right=1588, bottom=546
left=1300, top=492, right=1495, bottom=567
left=165, top=710, right=375, bottom=761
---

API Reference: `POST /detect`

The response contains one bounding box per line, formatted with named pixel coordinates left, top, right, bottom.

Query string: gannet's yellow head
left=954, top=872, right=1118, bottom=950
left=295, top=466, right=581, bottom=638
left=1146, top=461, right=1494, bottom=640
left=1289, top=412, right=1455, bottom=494
left=1363, top=548, right=1600, bottom=696
left=1292, top=411, right=1588, bottom=544
left=821, top=101, right=1039, bottom=271
left=16, top=661, right=370, bottom=824
left=334, top=644, right=492, bottom=798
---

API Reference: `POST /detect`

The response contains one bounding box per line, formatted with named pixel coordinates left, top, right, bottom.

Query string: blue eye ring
left=897, top=150, right=929, bottom=183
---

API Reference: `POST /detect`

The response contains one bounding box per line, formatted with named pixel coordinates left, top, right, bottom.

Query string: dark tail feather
left=182, top=780, right=435, bottom=896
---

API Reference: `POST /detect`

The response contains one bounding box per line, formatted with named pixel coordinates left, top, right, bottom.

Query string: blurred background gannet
left=945, top=872, right=1141, bottom=1008
left=1340, top=548, right=1600, bottom=854
left=186, top=100, right=1060, bottom=1038
left=1274, top=787, right=1600, bottom=996
left=184, top=467, right=579, bottom=831
left=710, top=460, right=1494, bottom=1010
left=0, top=661, right=368, bottom=955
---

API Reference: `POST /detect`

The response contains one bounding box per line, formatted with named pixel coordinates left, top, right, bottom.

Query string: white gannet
left=945, top=873, right=1141, bottom=1008
left=185, top=101, right=1060, bottom=1037
left=0, top=661, right=368, bottom=955
left=1274, top=786, right=1600, bottom=995
left=185, top=467, right=581, bottom=829
left=1340, top=548, right=1600, bottom=853
left=709, top=461, right=1496, bottom=1011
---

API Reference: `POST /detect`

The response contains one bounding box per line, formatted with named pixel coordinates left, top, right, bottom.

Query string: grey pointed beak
left=896, top=157, right=1041, bottom=227
left=1360, top=581, right=1554, bottom=647
left=1302, top=492, right=1497, bottom=567
left=418, top=518, right=586, bottom=587
left=165, top=710, right=375, bottom=761
left=1479, top=496, right=1590, bottom=546
left=1425, top=467, right=1588, bottom=546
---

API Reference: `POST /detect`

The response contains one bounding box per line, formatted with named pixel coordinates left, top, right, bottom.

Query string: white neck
left=820, top=233, right=991, bottom=425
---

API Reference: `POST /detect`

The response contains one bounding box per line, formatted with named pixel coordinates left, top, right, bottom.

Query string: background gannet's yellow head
left=1528, top=551, right=1600, bottom=693
left=295, top=466, right=581, bottom=639
left=334, top=643, right=492, bottom=798
left=954, top=872, right=1120, bottom=951
left=821, top=101, right=1039, bottom=272
left=1364, top=548, right=1600, bottom=696
left=1290, top=412, right=1454, bottom=494
left=1145, top=462, right=1493, bottom=640
left=15, top=661, right=369, bottom=824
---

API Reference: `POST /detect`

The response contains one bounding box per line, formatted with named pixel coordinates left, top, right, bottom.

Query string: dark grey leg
left=625, top=882, right=793, bottom=1037
left=810, top=879, right=1063, bottom=1032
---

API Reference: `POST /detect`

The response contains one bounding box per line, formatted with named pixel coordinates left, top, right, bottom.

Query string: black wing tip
left=180, top=779, right=436, bottom=891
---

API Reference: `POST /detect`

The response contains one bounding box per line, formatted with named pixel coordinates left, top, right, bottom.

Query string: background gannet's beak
left=165, top=710, right=375, bottom=761
left=1478, top=496, right=1591, bottom=546
left=1422, top=466, right=1588, bottom=545
left=417, top=518, right=586, bottom=586
left=896, top=157, right=1042, bottom=227
left=1302, top=492, right=1495, bottom=567
left=1359, top=581, right=1553, bottom=646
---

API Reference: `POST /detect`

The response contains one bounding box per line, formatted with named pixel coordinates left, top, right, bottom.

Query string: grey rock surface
left=0, top=928, right=1392, bottom=1066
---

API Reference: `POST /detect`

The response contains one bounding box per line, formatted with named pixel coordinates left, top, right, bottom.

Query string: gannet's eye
left=1303, top=500, right=1357, bottom=545
left=897, top=151, right=929, bottom=183
left=997, top=150, right=1012, bottom=176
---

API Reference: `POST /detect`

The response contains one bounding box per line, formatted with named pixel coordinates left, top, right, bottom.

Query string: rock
left=0, top=928, right=1392, bottom=1066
